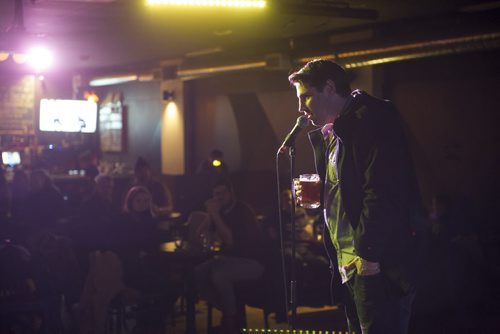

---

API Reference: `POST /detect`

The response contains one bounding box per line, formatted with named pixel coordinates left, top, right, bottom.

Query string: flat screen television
left=39, top=99, right=98, bottom=133
left=1, top=151, right=21, bottom=166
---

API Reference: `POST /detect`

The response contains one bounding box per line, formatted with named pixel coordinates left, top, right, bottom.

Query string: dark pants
left=343, top=273, right=415, bottom=334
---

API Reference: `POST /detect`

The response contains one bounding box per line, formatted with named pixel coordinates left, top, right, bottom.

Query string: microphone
left=278, top=115, right=310, bottom=154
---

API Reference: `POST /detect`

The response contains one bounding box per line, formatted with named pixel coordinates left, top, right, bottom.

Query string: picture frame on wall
left=99, top=92, right=126, bottom=152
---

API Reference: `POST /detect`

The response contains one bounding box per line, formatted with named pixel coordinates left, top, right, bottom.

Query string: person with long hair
left=110, top=185, right=178, bottom=334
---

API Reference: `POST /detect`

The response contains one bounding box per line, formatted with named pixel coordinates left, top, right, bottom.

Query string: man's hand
left=205, top=198, right=221, bottom=216
left=204, top=198, right=233, bottom=246
left=293, top=179, right=302, bottom=206
left=342, top=256, right=381, bottom=276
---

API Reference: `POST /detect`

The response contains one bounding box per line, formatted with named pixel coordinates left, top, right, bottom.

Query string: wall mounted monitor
left=1, top=151, right=21, bottom=166
left=39, top=99, right=98, bottom=133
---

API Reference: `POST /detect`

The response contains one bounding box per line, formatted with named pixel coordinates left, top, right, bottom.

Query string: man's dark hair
left=134, top=156, right=150, bottom=172
left=212, top=178, right=234, bottom=194
left=210, top=149, right=224, bottom=159
left=288, top=59, right=351, bottom=97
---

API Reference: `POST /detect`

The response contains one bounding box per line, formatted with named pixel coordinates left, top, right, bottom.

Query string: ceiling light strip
left=176, top=32, right=500, bottom=78
left=177, top=61, right=266, bottom=79
left=343, top=50, right=456, bottom=69
left=146, top=0, right=266, bottom=8
left=342, top=34, right=500, bottom=68
left=89, top=75, right=138, bottom=87
left=337, top=32, right=500, bottom=58
left=297, top=54, right=337, bottom=64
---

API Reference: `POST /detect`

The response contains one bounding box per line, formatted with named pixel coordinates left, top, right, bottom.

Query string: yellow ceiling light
left=0, top=52, right=9, bottom=62
left=146, top=0, right=266, bottom=8
left=12, top=53, right=27, bottom=64
left=85, top=91, right=100, bottom=103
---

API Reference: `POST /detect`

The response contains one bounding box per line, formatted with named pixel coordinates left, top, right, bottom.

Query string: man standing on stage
left=288, top=59, right=421, bottom=334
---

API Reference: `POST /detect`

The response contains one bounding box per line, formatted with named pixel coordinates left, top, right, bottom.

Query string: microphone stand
left=287, top=144, right=298, bottom=329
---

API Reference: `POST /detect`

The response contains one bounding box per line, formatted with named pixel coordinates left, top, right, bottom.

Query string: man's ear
left=324, top=79, right=337, bottom=95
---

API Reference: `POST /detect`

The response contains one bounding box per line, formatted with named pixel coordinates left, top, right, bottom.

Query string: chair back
left=78, top=251, right=125, bottom=334
left=0, top=242, right=53, bottom=332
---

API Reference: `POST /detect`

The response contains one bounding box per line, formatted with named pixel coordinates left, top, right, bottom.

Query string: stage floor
left=168, top=301, right=345, bottom=334
left=166, top=299, right=500, bottom=334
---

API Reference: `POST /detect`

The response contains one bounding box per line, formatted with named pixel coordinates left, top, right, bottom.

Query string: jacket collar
left=308, top=90, right=366, bottom=143
left=332, top=89, right=365, bottom=142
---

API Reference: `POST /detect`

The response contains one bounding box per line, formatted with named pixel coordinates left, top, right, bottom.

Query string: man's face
left=131, top=191, right=151, bottom=213
left=294, top=81, right=337, bottom=127
left=212, top=185, right=233, bottom=208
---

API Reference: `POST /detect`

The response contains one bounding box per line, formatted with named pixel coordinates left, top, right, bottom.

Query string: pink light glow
left=26, top=46, right=54, bottom=71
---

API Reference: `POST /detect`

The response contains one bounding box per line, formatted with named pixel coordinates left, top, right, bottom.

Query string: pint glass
left=294, top=174, right=321, bottom=209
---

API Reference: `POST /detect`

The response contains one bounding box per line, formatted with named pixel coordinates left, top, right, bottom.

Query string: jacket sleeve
left=352, top=103, right=411, bottom=263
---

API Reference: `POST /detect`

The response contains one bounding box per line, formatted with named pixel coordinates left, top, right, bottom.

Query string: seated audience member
left=77, top=150, right=99, bottom=181
left=77, top=250, right=126, bottom=334
left=22, top=169, right=66, bottom=246
left=263, top=189, right=330, bottom=307
left=265, top=189, right=327, bottom=264
left=0, top=240, right=47, bottom=332
left=30, top=233, right=83, bottom=314
left=0, top=168, right=8, bottom=224
left=111, top=186, right=169, bottom=283
left=194, top=179, right=265, bottom=334
left=108, top=186, right=178, bottom=333
left=69, top=174, right=120, bottom=275
left=133, top=157, right=174, bottom=218
left=0, top=240, right=35, bottom=300
left=9, top=169, right=31, bottom=226
left=80, top=173, right=119, bottom=220
left=195, top=149, right=230, bottom=207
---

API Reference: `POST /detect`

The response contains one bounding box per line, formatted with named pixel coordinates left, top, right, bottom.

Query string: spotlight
left=26, top=46, right=53, bottom=71
left=163, top=90, right=175, bottom=101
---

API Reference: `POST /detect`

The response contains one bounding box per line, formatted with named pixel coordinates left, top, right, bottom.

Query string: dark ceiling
left=1, top=0, right=500, bottom=75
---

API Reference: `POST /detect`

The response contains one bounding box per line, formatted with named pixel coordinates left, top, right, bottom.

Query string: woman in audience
left=133, top=157, right=174, bottom=218
left=109, top=186, right=179, bottom=334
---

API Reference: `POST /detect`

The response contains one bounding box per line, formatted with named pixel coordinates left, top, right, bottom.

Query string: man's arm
left=353, top=104, right=408, bottom=266
left=205, top=199, right=233, bottom=246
